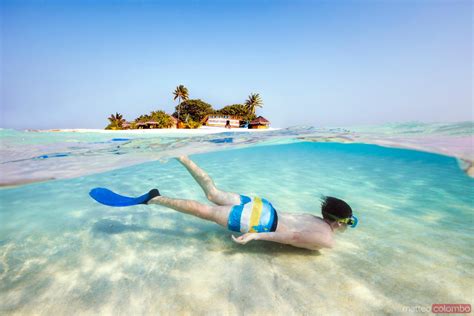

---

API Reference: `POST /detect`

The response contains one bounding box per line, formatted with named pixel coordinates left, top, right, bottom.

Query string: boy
left=90, top=156, right=358, bottom=250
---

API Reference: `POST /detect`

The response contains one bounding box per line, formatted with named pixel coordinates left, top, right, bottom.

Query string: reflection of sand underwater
left=0, top=142, right=473, bottom=314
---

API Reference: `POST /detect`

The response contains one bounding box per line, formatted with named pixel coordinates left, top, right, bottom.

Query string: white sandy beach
left=40, top=126, right=281, bottom=134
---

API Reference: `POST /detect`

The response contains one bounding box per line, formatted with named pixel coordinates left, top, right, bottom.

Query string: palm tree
left=244, top=93, right=263, bottom=116
left=107, top=112, right=125, bottom=129
left=135, top=114, right=150, bottom=123
left=173, top=85, right=189, bottom=122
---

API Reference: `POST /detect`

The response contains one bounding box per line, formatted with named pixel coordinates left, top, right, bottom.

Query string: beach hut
left=201, top=115, right=241, bottom=128
left=146, top=121, right=160, bottom=129
left=134, top=116, right=178, bottom=129
left=136, top=122, right=148, bottom=129
left=122, top=122, right=131, bottom=130
left=248, top=116, right=270, bottom=129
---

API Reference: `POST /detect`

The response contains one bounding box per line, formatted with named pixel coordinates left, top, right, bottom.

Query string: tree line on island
left=106, top=85, right=264, bottom=130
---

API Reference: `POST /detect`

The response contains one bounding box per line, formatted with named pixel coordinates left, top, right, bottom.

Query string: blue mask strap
left=350, top=215, right=358, bottom=228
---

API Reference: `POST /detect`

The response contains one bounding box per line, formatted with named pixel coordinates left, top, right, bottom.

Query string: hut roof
left=250, top=116, right=270, bottom=124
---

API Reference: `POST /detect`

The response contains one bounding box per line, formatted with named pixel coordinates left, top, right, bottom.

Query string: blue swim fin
left=89, top=188, right=160, bottom=207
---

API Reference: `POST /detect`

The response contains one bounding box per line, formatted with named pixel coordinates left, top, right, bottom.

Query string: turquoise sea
left=0, top=123, right=473, bottom=314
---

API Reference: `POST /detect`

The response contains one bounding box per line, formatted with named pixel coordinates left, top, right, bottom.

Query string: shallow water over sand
left=0, top=141, right=472, bottom=314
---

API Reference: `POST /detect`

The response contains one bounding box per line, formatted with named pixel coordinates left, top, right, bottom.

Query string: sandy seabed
left=1, top=143, right=473, bottom=315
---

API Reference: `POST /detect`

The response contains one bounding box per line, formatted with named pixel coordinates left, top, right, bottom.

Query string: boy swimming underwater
left=90, top=156, right=358, bottom=251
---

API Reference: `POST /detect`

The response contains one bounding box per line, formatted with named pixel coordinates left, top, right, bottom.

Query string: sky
left=0, top=0, right=472, bottom=129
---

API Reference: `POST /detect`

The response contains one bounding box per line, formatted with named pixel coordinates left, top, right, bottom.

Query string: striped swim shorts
left=227, top=195, right=278, bottom=233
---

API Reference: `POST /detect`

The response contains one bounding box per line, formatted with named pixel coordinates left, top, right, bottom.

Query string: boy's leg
left=148, top=195, right=231, bottom=227
left=177, top=156, right=241, bottom=206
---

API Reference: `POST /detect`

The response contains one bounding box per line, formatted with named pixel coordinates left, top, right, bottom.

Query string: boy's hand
left=232, top=233, right=258, bottom=245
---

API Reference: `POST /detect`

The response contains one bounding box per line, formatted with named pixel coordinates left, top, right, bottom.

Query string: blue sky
left=1, top=0, right=472, bottom=129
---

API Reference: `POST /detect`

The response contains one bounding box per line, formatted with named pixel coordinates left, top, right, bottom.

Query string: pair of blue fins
left=89, top=188, right=160, bottom=207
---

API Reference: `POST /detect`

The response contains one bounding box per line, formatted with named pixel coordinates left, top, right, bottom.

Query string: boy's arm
left=232, top=231, right=333, bottom=250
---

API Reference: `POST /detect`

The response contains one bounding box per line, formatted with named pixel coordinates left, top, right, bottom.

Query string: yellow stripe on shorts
left=248, top=197, right=263, bottom=232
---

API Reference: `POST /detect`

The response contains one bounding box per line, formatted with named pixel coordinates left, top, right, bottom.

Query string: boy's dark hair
left=321, top=196, right=352, bottom=220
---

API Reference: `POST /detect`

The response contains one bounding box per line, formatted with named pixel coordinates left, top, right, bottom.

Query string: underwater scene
left=0, top=122, right=473, bottom=314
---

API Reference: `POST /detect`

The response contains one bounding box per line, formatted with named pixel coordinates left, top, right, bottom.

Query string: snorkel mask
left=324, top=212, right=358, bottom=228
